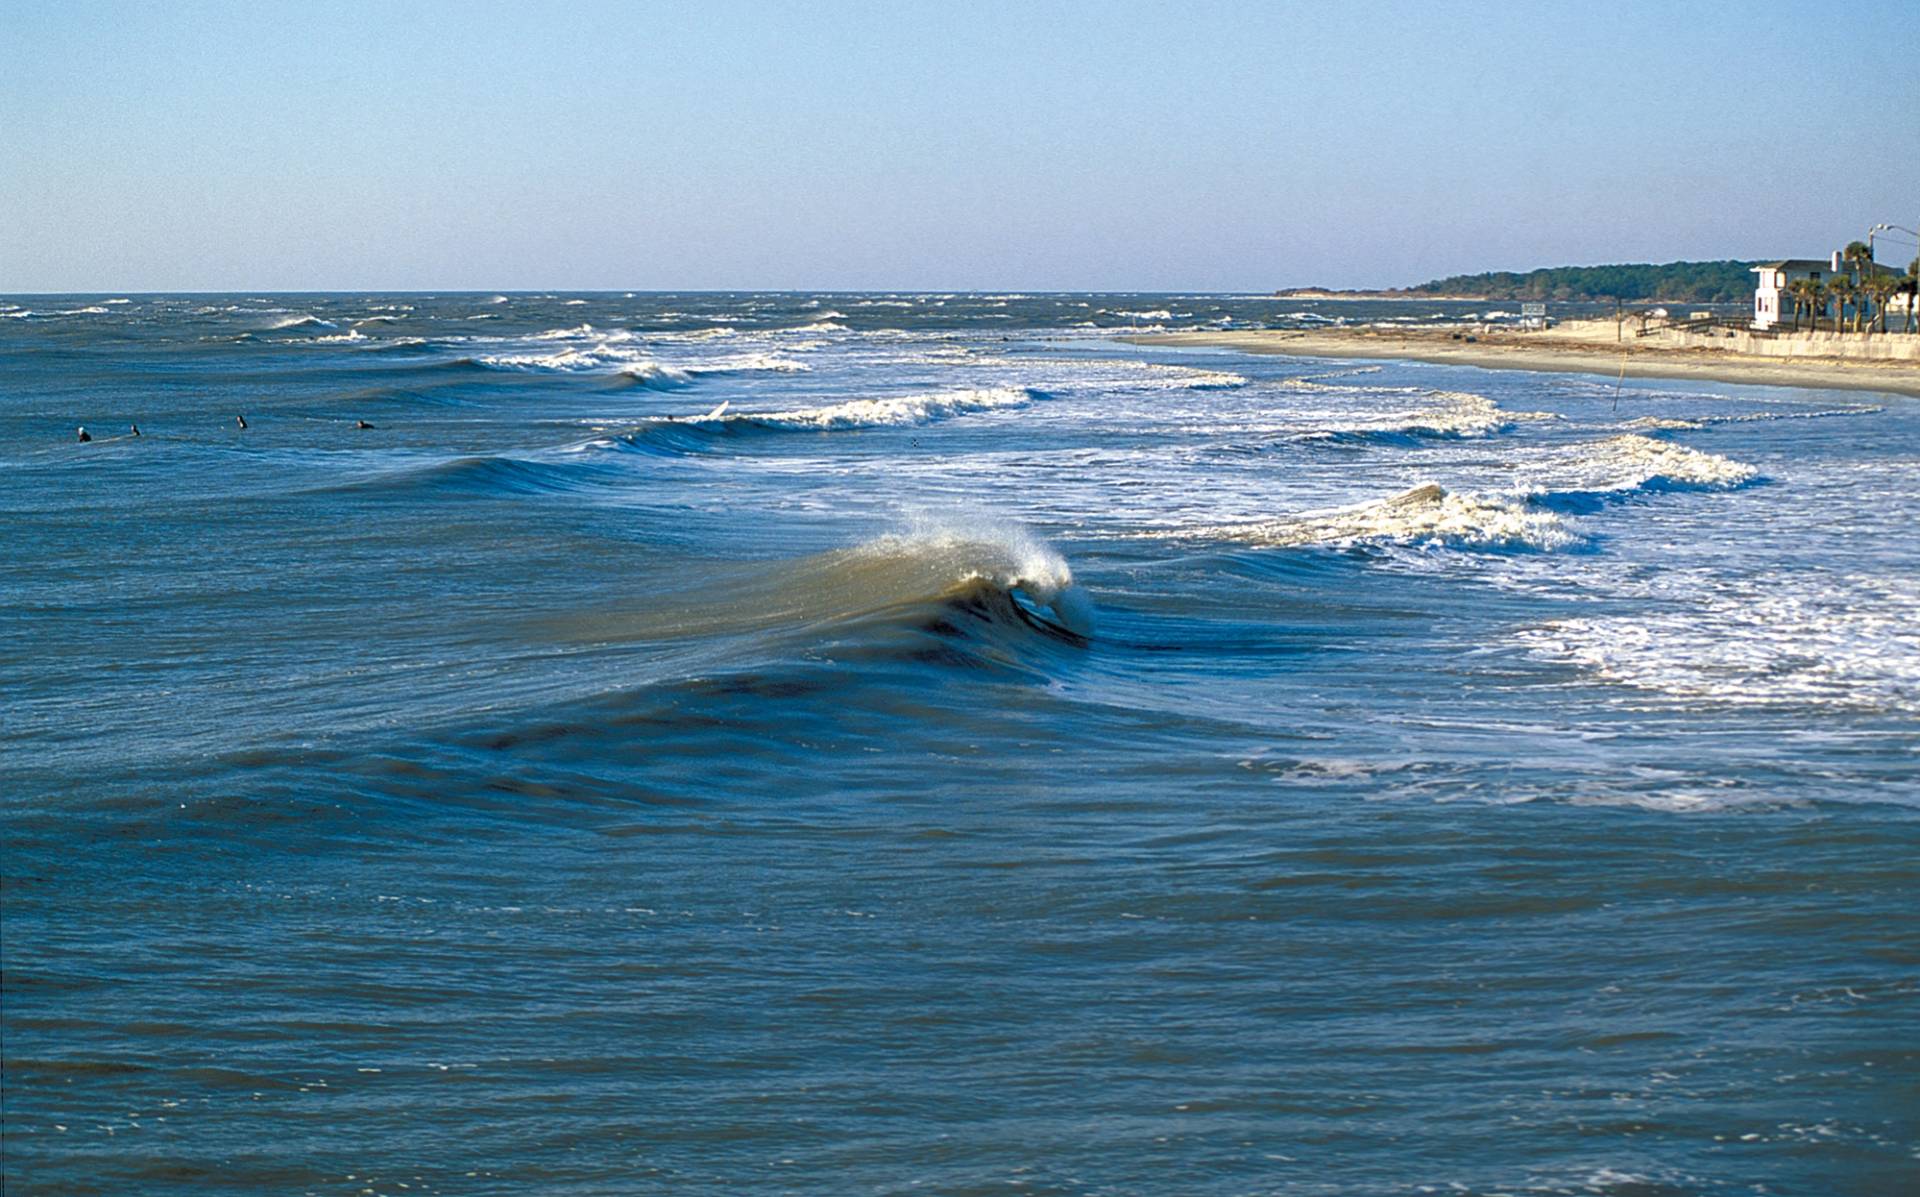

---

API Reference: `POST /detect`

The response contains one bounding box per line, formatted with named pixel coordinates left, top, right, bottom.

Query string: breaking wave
left=1624, top=405, right=1879, bottom=433
left=628, top=387, right=1041, bottom=439
left=1524, top=434, right=1757, bottom=506
left=1285, top=377, right=1552, bottom=440
left=460, top=337, right=807, bottom=385
left=558, top=523, right=1093, bottom=652
left=1185, top=483, right=1577, bottom=552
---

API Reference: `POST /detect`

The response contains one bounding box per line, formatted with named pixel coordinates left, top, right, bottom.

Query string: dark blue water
left=4, top=293, right=1917, bottom=1195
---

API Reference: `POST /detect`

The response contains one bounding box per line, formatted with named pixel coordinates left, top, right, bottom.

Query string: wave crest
left=1529, top=434, right=1757, bottom=500
left=1189, top=483, right=1576, bottom=552
left=556, top=524, right=1093, bottom=651
left=672, top=386, right=1038, bottom=432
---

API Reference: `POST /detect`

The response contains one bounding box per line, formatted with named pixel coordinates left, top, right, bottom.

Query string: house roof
left=1752, top=258, right=1905, bottom=276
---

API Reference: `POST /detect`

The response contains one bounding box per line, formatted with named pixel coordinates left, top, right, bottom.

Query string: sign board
left=1520, top=303, right=1547, bottom=317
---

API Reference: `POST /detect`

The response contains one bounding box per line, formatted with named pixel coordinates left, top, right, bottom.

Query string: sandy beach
left=1126, top=324, right=1920, bottom=398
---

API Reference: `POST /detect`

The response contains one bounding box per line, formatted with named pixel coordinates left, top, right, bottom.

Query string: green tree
left=1785, top=278, right=1815, bottom=331
left=1864, top=274, right=1897, bottom=333
left=1842, top=242, right=1876, bottom=332
left=1830, top=276, right=1855, bottom=332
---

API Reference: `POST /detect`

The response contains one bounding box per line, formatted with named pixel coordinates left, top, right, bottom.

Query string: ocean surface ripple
left=3, top=292, right=1916, bottom=1196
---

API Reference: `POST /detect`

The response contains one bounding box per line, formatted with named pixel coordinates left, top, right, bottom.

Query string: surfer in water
left=76, top=426, right=91, bottom=443
left=130, top=424, right=140, bottom=437
left=236, top=414, right=248, bottom=430
left=355, top=419, right=374, bottom=430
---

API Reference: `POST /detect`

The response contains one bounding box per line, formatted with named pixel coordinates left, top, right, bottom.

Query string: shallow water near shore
left=4, top=293, right=1917, bottom=1195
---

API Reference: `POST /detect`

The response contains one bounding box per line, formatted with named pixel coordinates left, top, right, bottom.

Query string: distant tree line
left=1403, top=260, right=1760, bottom=303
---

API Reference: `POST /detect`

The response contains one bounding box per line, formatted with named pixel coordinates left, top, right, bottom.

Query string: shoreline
left=1123, top=328, right=1920, bottom=398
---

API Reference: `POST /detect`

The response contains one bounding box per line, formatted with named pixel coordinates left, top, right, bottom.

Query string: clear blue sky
left=3, top=1, right=1916, bottom=292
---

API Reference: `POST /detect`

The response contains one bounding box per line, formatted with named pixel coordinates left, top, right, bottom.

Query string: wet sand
left=1126, top=328, right=1920, bottom=398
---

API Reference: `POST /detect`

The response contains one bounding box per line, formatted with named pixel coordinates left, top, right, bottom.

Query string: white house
left=1753, top=252, right=1909, bottom=330
left=1750, top=259, right=1830, bottom=329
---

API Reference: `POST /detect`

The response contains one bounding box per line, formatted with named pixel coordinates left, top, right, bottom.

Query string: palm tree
left=1786, top=278, right=1817, bottom=331
left=1909, top=260, right=1920, bottom=334
left=1864, top=274, right=1898, bottom=334
left=1842, top=242, right=1880, bottom=332
left=1843, top=240, right=1874, bottom=279
left=1826, top=275, right=1854, bottom=332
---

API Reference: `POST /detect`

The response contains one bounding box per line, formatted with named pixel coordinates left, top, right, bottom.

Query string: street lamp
left=1871, top=223, right=1920, bottom=335
left=1869, top=222, right=1920, bottom=269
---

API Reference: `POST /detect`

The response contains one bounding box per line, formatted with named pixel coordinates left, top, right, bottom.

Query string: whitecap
left=1518, top=575, right=1920, bottom=713
left=675, top=386, right=1037, bottom=431
left=1185, top=483, right=1576, bottom=552
left=1526, top=433, right=1757, bottom=494
left=682, top=352, right=810, bottom=375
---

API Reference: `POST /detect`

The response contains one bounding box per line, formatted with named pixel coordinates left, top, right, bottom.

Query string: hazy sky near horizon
left=4, top=1, right=1917, bottom=292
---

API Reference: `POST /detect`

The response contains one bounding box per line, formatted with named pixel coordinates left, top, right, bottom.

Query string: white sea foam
left=677, top=386, right=1036, bottom=431
left=1126, top=363, right=1246, bottom=389
left=1024, top=358, right=1247, bottom=391
left=1705, top=405, right=1883, bottom=425
left=1285, top=376, right=1549, bottom=438
left=529, top=322, right=607, bottom=341
left=1518, top=574, right=1920, bottom=712
left=790, top=320, right=849, bottom=333
left=1527, top=433, right=1757, bottom=494
left=266, top=314, right=336, bottom=330
left=1348, top=391, right=1530, bottom=438
left=684, top=352, right=810, bottom=375
left=313, top=330, right=369, bottom=344
left=56, top=306, right=111, bottom=315
left=474, top=344, right=690, bottom=385
left=1188, top=483, right=1576, bottom=551
left=473, top=335, right=808, bottom=381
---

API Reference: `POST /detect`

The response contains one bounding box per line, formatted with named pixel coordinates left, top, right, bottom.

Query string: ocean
left=3, top=292, right=1916, bottom=1195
